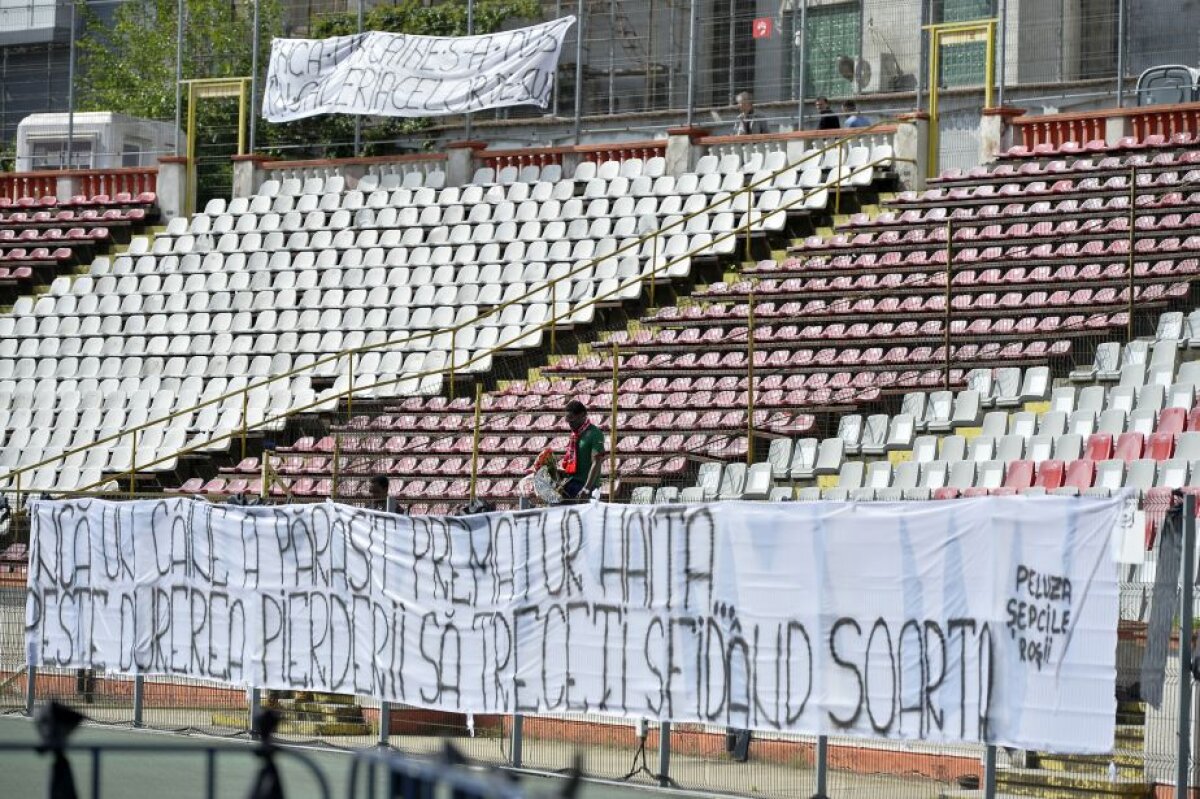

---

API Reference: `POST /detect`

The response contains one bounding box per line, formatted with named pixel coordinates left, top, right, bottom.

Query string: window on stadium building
left=803, top=1, right=861, bottom=99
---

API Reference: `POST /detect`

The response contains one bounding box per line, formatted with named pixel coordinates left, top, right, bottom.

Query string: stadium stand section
left=4, top=124, right=1200, bottom=531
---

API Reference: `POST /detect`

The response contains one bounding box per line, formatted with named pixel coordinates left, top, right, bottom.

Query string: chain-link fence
left=1, top=0, right=1199, bottom=163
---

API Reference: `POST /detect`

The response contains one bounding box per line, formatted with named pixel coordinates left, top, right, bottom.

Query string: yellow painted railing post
left=449, top=329, right=457, bottom=400
left=746, top=290, right=755, bottom=465
left=469, top=383, right=483, bottom=501
left=332, top=434, right=341, bottom=501
left=549, top=280, right=557, bottom=354
left=240, top=388, right=249, bottom=460
left=609, top=340, right=619, bottom=502
left=835, top=141, right=843, bottom=215
left=1128, top=165, right=1137, bottom=343
left=944, top=219, right=953, bottom=392
left=347, top=351, right=355, bottom=422
left=129, top=429, right=137, bottom=498
left=649, top=230, right=657, bottom=308
left=260, top=452, right=271, bottom=501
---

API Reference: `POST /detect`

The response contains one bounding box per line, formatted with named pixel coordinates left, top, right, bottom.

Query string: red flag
left=752, top=17, right=773, bottom=39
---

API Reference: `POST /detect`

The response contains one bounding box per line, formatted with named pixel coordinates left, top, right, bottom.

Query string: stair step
left=277, top=719, right=372, bottom=737
left=998, top=766, right=1152, bottom=799
left=1034, top=752, right=1143, bottom=779
left=283, top=701, right=366, bottom=719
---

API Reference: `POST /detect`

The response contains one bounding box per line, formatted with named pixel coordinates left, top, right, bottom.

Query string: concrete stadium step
left=1032, top=751, right=1143, bottom=780
left=996, top=766, right=1152, bottom=799
left=276, top=719, right=372, bottom=737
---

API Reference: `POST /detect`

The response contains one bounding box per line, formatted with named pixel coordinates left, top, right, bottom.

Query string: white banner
left=25, top=496, right=1122, bottom=753
left=262, top=17, right=576, bottom=122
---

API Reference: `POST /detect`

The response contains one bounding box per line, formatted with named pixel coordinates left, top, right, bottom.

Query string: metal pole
left=607, top=0, right=616, bottom=116
left=1177, top=491, right=1196, bottom=799
left=609, top=340, right=619, bottom=500
left=997, top=0, right=1007, bottom=107
left=815, top=735, right=828, bottom=796
left=657, top=721, right=671, bottom=787
left=248, top=0, right=261, bottom=154
left=510, top=714, right=524, bottom=768
left=1116, top=0, right=1126, bottom=107
left=469, top=383, right=483, bottom=501
left=944, top=219, right=952, bottom=391
left=746, top=290, right=755, bottom=464
left=465, top=0, right=475, bottom=139
left=24, top=666, right=36, bottom=716
left=353, top=0, right=363, bottom=154
left=685, top=0, right=698, bottom=128
left=915, top=0, right=927, bottom=113
left=249, top=687, right=262, bottom=737
left=573, top=0, right=585, bottom=143
left=796, top=0, right=808, bottom=129
left=1128, top=166, right=1136, bottom=343
left=378, top=701, right=391, bottom=746
left=554, top=0, right=563, bottom=116
left=174, top=0, right=184, bottom=155
left=984, top=745, right=998, bottom=799
left=727, top=0, right=735, bottom=105
left=65, top=0, right=76, bottom=169
left=133, top=676, right=145, bottom=728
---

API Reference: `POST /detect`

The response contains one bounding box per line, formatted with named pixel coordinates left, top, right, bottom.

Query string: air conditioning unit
left=855, top=52, right=906, bottom=94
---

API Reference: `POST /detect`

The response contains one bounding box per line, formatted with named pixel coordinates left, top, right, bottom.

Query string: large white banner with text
left=263, top=17, right=575, bottom=122
left=25, top=496, right=1122, bottom=752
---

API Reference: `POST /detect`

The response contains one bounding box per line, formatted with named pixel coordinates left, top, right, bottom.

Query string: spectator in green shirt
left=557, top=400, right=607, bottom=500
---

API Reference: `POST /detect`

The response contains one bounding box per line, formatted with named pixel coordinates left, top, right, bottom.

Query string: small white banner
left=263, top=17, right=576, bottom=122
left=25, top=495, right=1123, bottom=753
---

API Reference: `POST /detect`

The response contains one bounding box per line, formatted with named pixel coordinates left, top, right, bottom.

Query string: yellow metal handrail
left=4, top=122, right=901, bottom=498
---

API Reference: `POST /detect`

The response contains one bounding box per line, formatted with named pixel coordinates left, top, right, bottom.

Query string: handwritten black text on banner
left=24, top=497, right=1121, bottom=752
left=263, top=17, right=575, bottom=122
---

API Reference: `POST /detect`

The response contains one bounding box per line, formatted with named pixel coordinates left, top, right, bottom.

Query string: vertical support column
left=465, top=0, right=475, bottom=139
left=174, top=0, right=185, bottom=155
left=685, top=0, right=698, bottom=128
left=133, top=675, right=145, bottom=728
left=796, top=0, right=808, bottom=129
left=984, top=745, right=998, bottom=799
left=815, top=735, right=828, bottom=796
left=573, top=0, right=585, bottom=143
left=944, top=219, right=952, bottom=392
left=24, top=665, right=36, bottom=716
left=996, top=0, right=1008, bottom=107
left=156, top=156, right=189, bottom=223
left=746, top=291, right=755, bottom=463
left=1177, top=492, right=1196, bottom=799
left=609, top=340, right=619, bottom=501
left=510, top=714, right=524, bottom=768
left=1128, top=166, right=1136, bottom=343
left=250, top=687, right=262, bottom=738
left=894, top=112, right=930, bottom=191
left=377, top=701, right=391, bottom=747
left=65, top=0, right=77, bottom=168
left=657, top=721, right=671, bottom=787
left=250, top=0, right=261, bottom=153
left=1116, top=0, right=1127, bottom=107
left=469, top=383, right=483, bottom=501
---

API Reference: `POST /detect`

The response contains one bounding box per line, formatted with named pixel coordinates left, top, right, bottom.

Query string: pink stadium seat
left=1086, top=434, right=1114, bottom=461
left=1114, top=432, right=1145, bottom=462
left=1033, top=460, right=1065, bottom=491
left=1147, top=432, right=1175, bottom=461
left=1062, top=459, right=1096, bottom=492
left=1003, top=460, right=1035, bottom=491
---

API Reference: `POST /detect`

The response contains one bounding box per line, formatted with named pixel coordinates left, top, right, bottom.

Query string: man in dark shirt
left=815, top=96, right=840, bottom=130
left=557, top=400, right=607, bottom=500
left=367, top=474, right=392, bottom=512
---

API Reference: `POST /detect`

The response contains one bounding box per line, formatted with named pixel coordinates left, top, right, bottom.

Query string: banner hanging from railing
left=25, top=496, right=1123, bottom=752
left=262, top=17, right=576, bottom=122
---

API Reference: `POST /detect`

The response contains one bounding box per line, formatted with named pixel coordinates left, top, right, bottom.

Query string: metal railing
left=0, top=121, right=903, bottom=501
